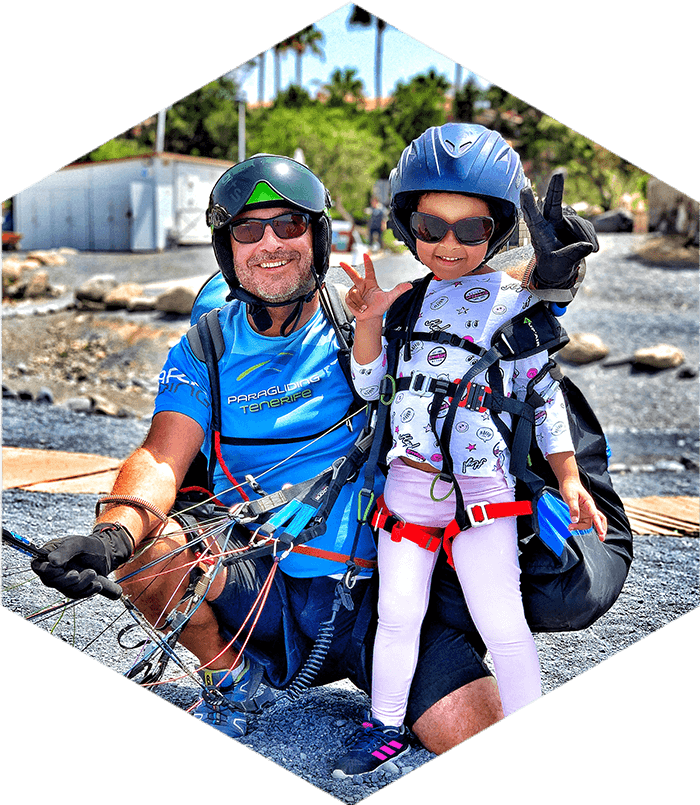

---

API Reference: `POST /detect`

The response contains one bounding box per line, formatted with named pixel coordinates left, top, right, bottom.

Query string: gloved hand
left=31, top=523, right=134, bottom=600
left=520, top=171, right=599, bottom=302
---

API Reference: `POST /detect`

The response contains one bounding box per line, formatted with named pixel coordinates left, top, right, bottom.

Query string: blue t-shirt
left=154, top=298, right=379, bottom=578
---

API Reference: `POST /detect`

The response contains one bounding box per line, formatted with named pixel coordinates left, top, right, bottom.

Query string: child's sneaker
left=191, top=658, right=274, bottom=738
left=332, top=717, right=411, bottom=778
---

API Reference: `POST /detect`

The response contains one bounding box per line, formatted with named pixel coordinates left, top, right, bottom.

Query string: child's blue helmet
left=389, top=123, right=526, bottom=262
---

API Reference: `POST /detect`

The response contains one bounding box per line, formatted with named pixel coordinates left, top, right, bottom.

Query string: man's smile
left=259, top=259, right=292, bottom=269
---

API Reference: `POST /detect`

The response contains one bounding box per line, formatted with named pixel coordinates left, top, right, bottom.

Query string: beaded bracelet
left=95, top=495, right=169, bottom=524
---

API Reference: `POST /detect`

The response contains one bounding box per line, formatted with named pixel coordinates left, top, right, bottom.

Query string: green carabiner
left=380, top=374, right=396, bottom=406
left=430, top=473, right=454, bottom=502
left=357, top=489, right=375, bottom=523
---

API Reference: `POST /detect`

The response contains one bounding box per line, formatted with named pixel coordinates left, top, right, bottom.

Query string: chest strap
left=370, top=494, right=533, bottom=567
left=395, top=374, right=492, bottom=413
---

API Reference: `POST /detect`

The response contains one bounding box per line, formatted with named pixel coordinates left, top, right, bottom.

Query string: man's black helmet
left=206, top=154, right=333, bottom=330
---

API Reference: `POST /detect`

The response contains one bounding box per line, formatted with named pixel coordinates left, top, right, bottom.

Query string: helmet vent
left=443, top=137, right=474, bottom=155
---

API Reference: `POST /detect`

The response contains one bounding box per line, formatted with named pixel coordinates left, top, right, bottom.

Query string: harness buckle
left=457, top=381, right=491, bottom=412
left=465, top=501, right=495, bottom=528
left=407, top=372, right=434, bottom=397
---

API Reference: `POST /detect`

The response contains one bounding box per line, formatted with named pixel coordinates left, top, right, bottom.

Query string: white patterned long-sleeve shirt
left=350, top=272, right=574, bottom=487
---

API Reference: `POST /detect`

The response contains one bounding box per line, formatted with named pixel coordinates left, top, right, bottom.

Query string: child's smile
left=415, top=193, right=493, bottom=281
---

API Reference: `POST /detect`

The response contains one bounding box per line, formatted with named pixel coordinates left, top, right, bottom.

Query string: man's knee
left=411, top=676, right=504, bottom=755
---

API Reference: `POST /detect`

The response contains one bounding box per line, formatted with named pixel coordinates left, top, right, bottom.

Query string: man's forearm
left=94, top=411, right=206, bottom=545
left=95, top=446, right=183, bottom=546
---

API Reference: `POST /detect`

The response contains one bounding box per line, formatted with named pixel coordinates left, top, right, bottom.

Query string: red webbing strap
left=291, top=544, right=377, bottom=569
left=442, top=499, right=533, bottom=567
left=214, top=431, right=249, bottom=502
left=442, top=499, right=533, bottom=540
left=370, top=495, right=533, bottom=567
left=370, top=495, right=444, bottom=553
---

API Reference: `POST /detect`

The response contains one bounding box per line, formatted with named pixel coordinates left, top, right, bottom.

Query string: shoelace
left=347, top=721, right=403, bottom=750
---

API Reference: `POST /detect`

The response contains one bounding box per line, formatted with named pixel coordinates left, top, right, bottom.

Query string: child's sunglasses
left=410, top=212, right=494, bottom=246
left=229, top=212, right=310, bottom=244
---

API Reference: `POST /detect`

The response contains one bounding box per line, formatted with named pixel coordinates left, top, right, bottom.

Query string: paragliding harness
left=180, top=279, right=374, bottom=565
left=359, top=273, right=633, bottom=631
left=174, top=278, right=380, bottom=699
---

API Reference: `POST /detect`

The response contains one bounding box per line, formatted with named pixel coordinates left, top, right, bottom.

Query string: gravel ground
left=2, top=233, right=699, bottom=801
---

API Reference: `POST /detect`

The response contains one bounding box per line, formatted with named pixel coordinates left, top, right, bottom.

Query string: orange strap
left=371, top=496, right=444, bottom=552
left=371, top=495, right=533, bottom=567
left=290, top=544, right=377, bottom=569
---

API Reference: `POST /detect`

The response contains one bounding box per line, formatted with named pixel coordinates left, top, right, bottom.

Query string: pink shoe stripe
left=388, top=740, right=403, bottom=749
left=372, top=750, right=388, bottom=760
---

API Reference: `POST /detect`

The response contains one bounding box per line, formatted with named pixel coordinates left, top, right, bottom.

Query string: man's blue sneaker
left=332, top=716, right=411, bottom=778
left=191, top=658, right=275, bottom=738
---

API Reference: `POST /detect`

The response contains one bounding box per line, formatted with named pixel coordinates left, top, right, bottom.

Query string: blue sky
left=236, top=5, right=489, bottom=103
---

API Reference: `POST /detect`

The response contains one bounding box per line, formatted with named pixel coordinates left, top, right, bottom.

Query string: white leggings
left=372, top=460, right=541, bottom=725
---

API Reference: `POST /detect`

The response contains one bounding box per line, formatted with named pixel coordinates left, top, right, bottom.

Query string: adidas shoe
left=191, top=658, right=275, bottom=738
left=332, top=717, right=411, bottom=778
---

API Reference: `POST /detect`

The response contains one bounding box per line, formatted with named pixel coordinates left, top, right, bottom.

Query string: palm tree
left=347, top=6, right=388, bottom=103
left=257, top=52, right=265, bottom=104
left=323, top=67, right=365, bottom=107
left=272, top=39, right=292, bottom=98
left=277, top=25, right=325, bottom=90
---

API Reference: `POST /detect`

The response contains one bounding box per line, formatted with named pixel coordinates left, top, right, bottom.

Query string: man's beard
left=234, top=248, right=317, bottom=303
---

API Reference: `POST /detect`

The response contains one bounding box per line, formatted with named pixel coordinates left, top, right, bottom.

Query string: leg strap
left=370, top=495, right=444, bottom=552
left=371, top=495, right=533, bottom=567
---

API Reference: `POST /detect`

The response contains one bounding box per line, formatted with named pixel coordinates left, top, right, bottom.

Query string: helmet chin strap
left=227, top=284, right=317, bottom=336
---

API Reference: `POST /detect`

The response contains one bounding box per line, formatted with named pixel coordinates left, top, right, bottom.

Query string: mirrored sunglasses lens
left=231, top=221, right=264, bottom=243
left=411, top=213, right=446, bottom=243
left=454, top=217, right=493, bottom=245
left=271, top=214, right=308, bottom=239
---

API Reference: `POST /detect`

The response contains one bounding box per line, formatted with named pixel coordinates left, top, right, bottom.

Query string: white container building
left=13, top=153, right=233, bottom=252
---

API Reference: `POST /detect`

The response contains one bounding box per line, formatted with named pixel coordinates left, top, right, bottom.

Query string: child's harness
left=362, top=273, right=573, bottom=560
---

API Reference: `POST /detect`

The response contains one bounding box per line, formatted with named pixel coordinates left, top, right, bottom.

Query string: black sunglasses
left=410, top=211, right=494, bottom=246
left=229, top=212, right=310, bottom=244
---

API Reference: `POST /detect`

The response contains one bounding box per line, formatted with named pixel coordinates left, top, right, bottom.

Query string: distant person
left=367, top=196, right=386, bottom=251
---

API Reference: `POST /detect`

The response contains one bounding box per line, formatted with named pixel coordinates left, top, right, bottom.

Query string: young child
left=333, top=123, right=607, bottom=778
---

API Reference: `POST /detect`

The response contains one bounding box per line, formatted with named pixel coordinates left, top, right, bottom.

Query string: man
left=367, top=196, right=386, bottom=251
left=32, top=153, right=598, bottom=771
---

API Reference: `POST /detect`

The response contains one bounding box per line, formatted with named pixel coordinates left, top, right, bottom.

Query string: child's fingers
left=594, top=511, right=608, bottom=541
left=363, top=254, right=379, bottom=288
left=565, top=493, right=580, bottom=527
left=339, top=261, right=363, bottom=286
left=345, top=286, right=368, bottom=314
left=385, top=281, right=414, bottom=306
left=568, top=511, right=580, bottom=528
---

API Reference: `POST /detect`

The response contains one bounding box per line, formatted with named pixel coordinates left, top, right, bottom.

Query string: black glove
left=520, top=171, right=599, bottom=302
left=31, top=523, right=134, bottom=601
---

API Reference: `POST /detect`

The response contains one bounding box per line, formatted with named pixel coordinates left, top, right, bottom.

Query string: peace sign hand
left=340, top=253, right=412, bottom=323
left=520, top=171, right=599, bottom=303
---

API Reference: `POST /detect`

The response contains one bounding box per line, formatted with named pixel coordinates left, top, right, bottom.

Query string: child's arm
left=511, top=346, right=607, bottom=540
left=340, top=253, right=412, bottom=365
left=546, top=450, right=607, bottom=540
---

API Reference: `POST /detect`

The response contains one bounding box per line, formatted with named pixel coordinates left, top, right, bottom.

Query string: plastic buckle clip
left=466, top=501, right=494, bottom=528
left=408, top=372, right=434, bottom=397
left=457, top=381, right=490, bottom=412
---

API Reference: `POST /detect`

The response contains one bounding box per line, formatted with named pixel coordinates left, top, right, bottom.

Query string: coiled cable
left=282, top=583, right=347, bottom=701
